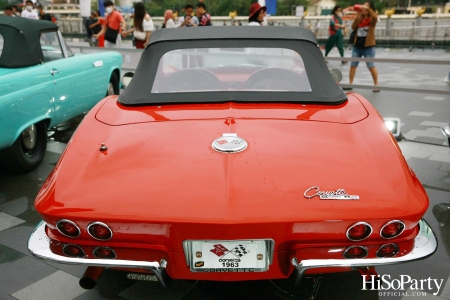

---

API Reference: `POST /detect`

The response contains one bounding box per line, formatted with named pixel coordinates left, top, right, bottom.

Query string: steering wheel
left=245, top=68, right=309, bottom=91
left=165, top=69, right=221, bottom=92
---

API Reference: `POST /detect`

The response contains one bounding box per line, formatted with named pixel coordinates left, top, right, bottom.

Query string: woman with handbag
left=92, top=0, right=126, bottom=48
left=324, top=6, right=346, bottom=64
left=345, top=2, right=379, bottom=92
left=121, top=2, right=154, bottom=49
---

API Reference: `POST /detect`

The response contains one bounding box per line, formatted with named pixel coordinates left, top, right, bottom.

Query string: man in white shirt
left=21, top=0, right=39, bottom=20
left=178, top=4, right=199, bottom=27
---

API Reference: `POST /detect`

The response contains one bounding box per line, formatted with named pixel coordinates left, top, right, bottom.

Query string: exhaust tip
left=79, top=277, right=96, bottom=290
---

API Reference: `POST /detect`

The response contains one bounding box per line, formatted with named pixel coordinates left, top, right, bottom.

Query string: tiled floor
left=0, top=48, right=450, bottom=299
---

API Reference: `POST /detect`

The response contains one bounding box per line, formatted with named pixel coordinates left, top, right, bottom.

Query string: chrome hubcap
left=107, top=82, right=115, bottom=95
left=21, top=124, right=37, bottom=151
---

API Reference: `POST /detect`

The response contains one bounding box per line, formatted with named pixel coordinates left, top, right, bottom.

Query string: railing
left=57, top=14, right=450, bottom=40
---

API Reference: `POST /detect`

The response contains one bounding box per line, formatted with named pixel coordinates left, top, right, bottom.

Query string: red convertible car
left=28, top=27, right=436, bottom=290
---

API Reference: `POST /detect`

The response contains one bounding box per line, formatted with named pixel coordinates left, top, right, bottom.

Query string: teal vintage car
left=0, top=16, right=122, bottom=173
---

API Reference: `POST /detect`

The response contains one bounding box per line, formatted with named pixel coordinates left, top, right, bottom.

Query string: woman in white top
left=122, top=2, right=154, bottom=48
left=248, top=2, right=266, bottom=26
left=163, top=10, right=176, bottom=28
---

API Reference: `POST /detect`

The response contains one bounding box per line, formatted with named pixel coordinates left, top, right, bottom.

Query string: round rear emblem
left=212, top=133, right=247, bottom=153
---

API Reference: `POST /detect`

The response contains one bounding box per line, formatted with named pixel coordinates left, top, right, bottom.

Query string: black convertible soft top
left=0, top=16, right=58, bottom=68
left=147, top=26, right=318, bottom=45
left=119, top=27, right=347, bottom=106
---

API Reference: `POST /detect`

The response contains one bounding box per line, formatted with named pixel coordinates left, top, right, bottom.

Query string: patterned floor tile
left=0, top=212, right=25, bottom=232
left=408, top=111, right=435, bottom=117
left=430, top=153, right=450, bottom=164
left=440, top=275, right=450, bottom=299
left=423, top=96, right=446, bottom=101
left=0, top=244, right=26, bottom=269
left=12, top=270, right=87, bottom=300
left=0, top=222, right=36, bottom=256
left=0, top=256, right=58, bottom=295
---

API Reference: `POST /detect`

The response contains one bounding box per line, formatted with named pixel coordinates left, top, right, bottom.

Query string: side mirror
left=122, top=72, right=134, bottom=89
left=329, top=69, right=343, bottom=84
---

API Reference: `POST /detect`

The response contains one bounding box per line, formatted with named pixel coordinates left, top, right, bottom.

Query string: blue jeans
left=351, top=46, right=375, bottom=68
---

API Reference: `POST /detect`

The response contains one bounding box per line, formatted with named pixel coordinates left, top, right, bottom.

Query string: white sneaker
left=445, top=76, right=450, bottom=83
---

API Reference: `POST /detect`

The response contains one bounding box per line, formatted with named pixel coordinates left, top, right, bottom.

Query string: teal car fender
left=0, top=66, right=54, bottom=150
left=0, top=16, right=122, bottom=173
left=0, top=51, right=122, bottom=152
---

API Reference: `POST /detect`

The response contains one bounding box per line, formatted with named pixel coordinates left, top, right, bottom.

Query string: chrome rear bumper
left=291, top=219, right=437, bottom=285
left=28, top=221, right=171, bottom=288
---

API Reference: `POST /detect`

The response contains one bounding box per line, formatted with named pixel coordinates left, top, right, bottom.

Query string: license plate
left=187, top=240, right=269, bottom=272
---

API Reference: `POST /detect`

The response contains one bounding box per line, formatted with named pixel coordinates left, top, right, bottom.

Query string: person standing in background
left=121, top=2, right=154, bottom=48
left=96, top=11, right=105, bottom=47
left=12, top=5, right=20, bottom=17
left=88, top=10, right=102, bottom=46
left=196, top=2, right=211, bottom=26
left=248, top=2, right=266, bottom=26
left=163, top=10, right=176, bottom=28
left=4, top=6, right=14, bottom=17
left=36, top=4, right=52, bottom=21
left=92, top=0, right=126, bottom=48
left=178, top=4, right=199, bottom=27
left=324, top=6, right=346, bottom=64
left=21, top=0, right=38, bottom=20
left=345, top=2, right=379, bottom=92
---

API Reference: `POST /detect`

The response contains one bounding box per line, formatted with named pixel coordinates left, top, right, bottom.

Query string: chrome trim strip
left=87, top=221, right=113, bottom=241
left=56, top=219, right=81, bottom=238
left=92, top=60, right=103, bottom=68
left=291, top=219, right=437, bottom=286
left=346, top=222, right=373, bottom=241
left=343, top=246, right=369, bottom=259
left=380, top=220, right=406, bottom=239
left=28, top=221, right=171, bottom=288
left=57, top=31, right=69, bottom=59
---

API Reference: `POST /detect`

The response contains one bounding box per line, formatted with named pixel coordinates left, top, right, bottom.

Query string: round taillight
left=376, top=243, right=399, bottom=258
left=63, top=244, right=85, bottom=258
left=380, top=220, right=405, bottom=239
left=346, top=222, right=372, bottom=241
left=343, top=246, right=368, bottom=259
left=93, top=247, right=116, bottom=259
left=87, top=222, right=112, bottom=240
left=56, top=220, right=81, bottom=238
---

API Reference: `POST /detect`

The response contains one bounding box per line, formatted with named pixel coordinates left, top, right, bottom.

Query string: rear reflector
left=346, top=222, right=372, bottom=241
left=93, top=247, right=116, bottom=259
left=87, top=222, right=113, bottom=240
left=63, top=244, right=85, bottom=258
left=376, top=243, right=399, bottom=258
left=343, top=246, right=368, bottom=259
left=380, top=220, right=405, bottom=239
left=56, top=220, right=81, bottom=238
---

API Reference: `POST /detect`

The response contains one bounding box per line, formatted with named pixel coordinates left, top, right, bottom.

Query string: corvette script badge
left=304, top=186, right=359, bottom=200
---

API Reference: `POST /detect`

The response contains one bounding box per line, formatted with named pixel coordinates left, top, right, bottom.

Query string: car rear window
left=151, top=47, right=311, bottom=94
